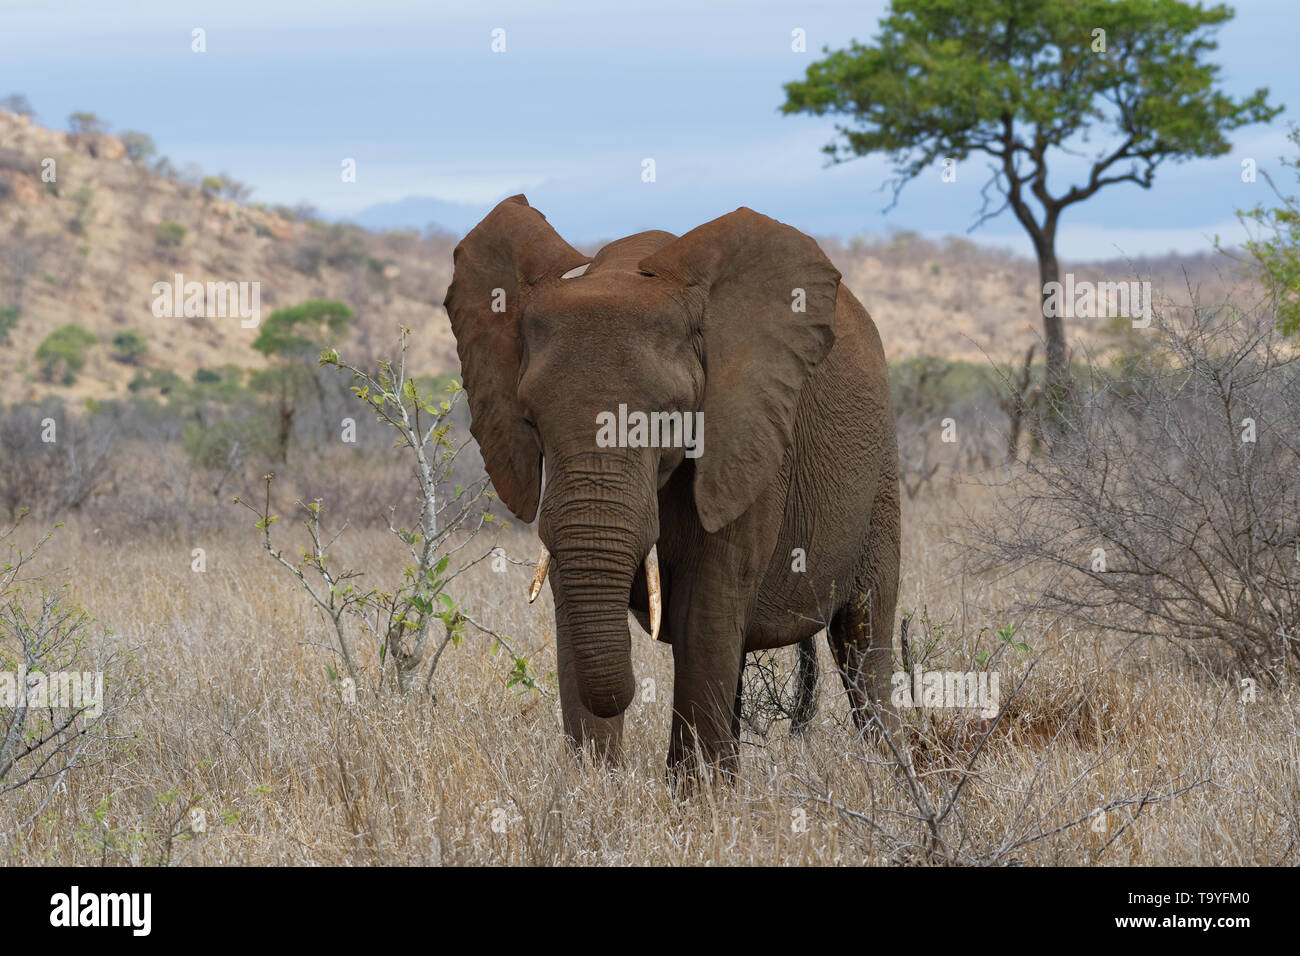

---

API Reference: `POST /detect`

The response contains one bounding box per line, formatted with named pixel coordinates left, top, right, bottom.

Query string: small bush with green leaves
left=68, top=186, right=95, bottom=235
left=154, top=220, right=187, bottom=250
left=183, top=417, right=265, bottom=471
left=0, top=306, right=18, bottom=345
left=110, top=329, right=148, bottom=364
left=35, top=323, right=97, bottom=384
left=126, top=367, right=183, bottom=396
left=236, top=328, right=533, bottom=699
left=890, top=356, right=994, bottom=417
left=191, top=364, right=247, bottom=403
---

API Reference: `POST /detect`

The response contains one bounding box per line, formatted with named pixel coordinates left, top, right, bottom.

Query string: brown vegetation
left=0, top=478, right=1292, bottom=865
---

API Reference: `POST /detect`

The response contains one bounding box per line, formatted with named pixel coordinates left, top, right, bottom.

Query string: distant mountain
left=346, top=196, right=493, bottom=236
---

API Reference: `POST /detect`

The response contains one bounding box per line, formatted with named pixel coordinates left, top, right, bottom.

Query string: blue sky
left=3, top=0, right=1297, bottom=259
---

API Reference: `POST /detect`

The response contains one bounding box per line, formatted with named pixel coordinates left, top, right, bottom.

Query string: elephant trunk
left=540, top=451, right=657, bottom=719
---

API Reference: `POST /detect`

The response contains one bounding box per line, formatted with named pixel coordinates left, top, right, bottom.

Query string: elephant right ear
left=443, top=195, right=589, bottom=521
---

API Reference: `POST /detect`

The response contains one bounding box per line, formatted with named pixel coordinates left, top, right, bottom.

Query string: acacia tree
left=782, top=0, right=1279, bottom=392
left=66, top=111, right=106, bottom=137
left=0, top=93, right=34, bottom=119
left=251, top=299, right=353, bottom=462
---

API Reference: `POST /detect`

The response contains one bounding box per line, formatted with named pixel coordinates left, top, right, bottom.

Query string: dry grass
left=1, top=482, right=1295, bottom=866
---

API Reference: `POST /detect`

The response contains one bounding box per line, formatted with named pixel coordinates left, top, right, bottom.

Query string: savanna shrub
left=972, top=292, right=1300, bottom=682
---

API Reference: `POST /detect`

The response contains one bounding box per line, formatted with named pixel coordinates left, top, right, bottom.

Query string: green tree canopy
left=154, top=220, right=187, bottom=249
left=251, top=299, right=354, bottom=358
left=110, top=329, right=149, bottom=364
left=118, top=130, right=157, bottom=164
left=66, top=111, right=107, bottom=137
left=251, top=299, right=354, bottom=463
left=36, top=323, right=97, bottom=384
left=782, top=0, right=1281, bottom=389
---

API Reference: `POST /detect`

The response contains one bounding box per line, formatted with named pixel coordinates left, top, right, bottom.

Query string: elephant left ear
left=638, top=208, right=840, bottom=533
left=444, top=195, right=590, bottom=521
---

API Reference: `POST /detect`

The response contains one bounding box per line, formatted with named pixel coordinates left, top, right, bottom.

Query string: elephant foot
left=563, top=713, right=623, bottom=767
left=666, top=730, right=740, bottom=795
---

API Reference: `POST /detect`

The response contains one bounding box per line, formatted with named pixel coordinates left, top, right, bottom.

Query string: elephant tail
left=790, top=637, right=819, bottom=734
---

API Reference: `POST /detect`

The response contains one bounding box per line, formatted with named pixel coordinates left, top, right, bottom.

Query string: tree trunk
left=1035, top=238, right=1069, bottom=391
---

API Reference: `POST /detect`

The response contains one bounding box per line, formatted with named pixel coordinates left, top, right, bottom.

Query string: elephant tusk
left=645, top=545, right=661, bottom=640
left=529, top=540, right=659, bottom=638
left=528, top=544, right=551, bottom=603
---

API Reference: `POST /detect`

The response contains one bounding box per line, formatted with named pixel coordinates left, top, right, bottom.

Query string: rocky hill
left=0, top=109, right=458, bottom=405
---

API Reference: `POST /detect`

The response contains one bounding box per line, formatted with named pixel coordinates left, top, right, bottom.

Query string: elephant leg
left=666, top=537, right=756, bottom=785
left=827, top=594, right=894, bottom=733
left=828, top=483, right=901, bottom=737
left=557, top=631, right=624, bottom=763
left=669, top=636, right=746, bottom=786
left=789, top=637, right=820, bottom=734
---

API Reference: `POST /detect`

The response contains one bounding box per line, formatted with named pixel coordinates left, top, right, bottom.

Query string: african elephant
left=444, top=195, right=900, bottom=777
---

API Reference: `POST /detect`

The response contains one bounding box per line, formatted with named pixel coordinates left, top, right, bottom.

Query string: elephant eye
left=522, top=416, right=536, bottom=428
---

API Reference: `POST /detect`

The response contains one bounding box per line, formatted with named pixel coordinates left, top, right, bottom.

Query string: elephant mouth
left=528, top=541, right=662, bottom=640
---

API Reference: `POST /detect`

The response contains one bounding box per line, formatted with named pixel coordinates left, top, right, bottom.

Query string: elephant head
left=444, top=195, right=840, bottom=718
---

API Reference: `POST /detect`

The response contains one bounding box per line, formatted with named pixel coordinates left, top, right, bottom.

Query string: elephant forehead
left=527, top=272, right=684, bottom=326
left=586, top=230, right=678, bottom=274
